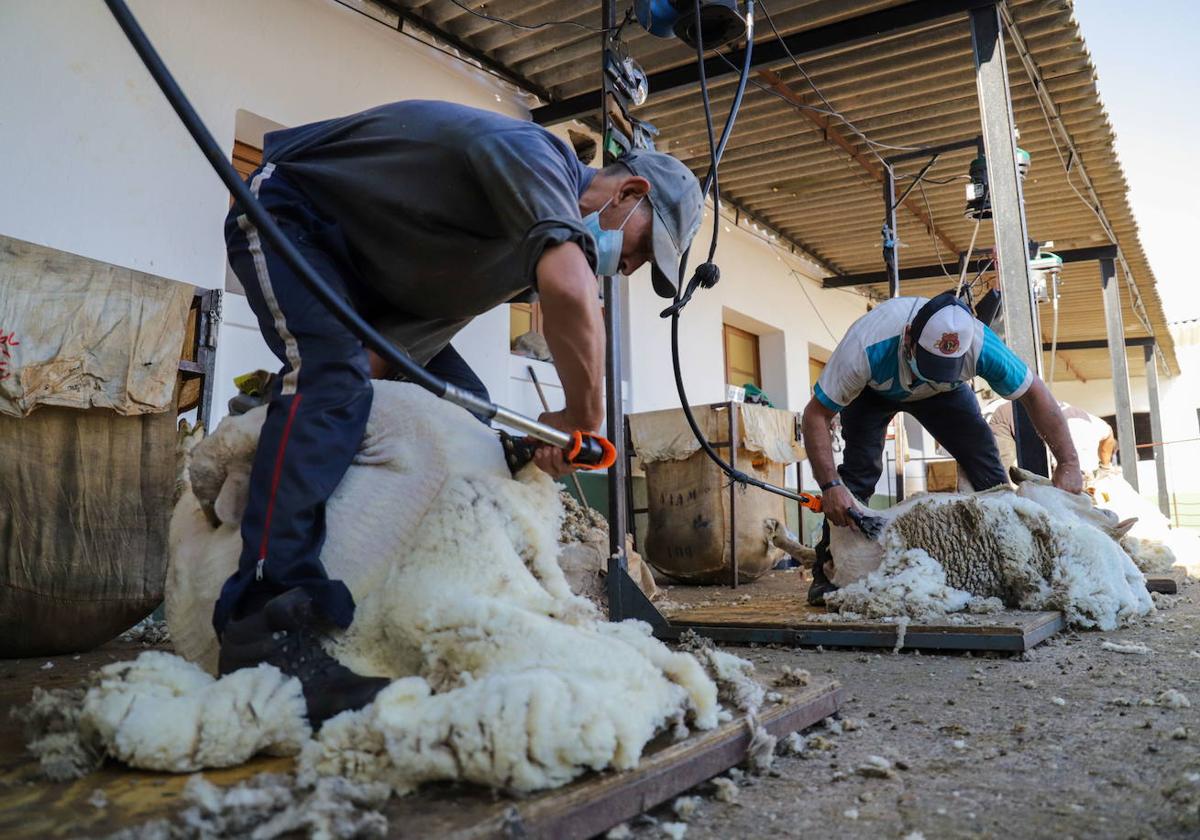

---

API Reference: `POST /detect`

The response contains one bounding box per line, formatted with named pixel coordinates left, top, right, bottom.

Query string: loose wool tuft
left=81, top=652, right=310, bottom=772
left=153, top=383, right=720, bottom=793
left=826, top=474, right=1154, bottom=630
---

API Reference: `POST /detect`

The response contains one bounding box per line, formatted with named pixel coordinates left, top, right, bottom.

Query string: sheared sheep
left=100, top=382, right=722, bottom=794
left=825, top=467, right=1154, bottom=630
left=1088, top=466, right=1200, bottom=575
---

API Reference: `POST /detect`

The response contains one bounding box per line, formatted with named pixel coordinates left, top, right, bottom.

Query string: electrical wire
left=755, top=0, right=930, bottom=155
left=954, top=216, right=982, bottom=297
left=665, top=1, right=838, bottom=509
left=446, top=0, right=620, bottom=33
left=763, top=236, right=839, bottom=344
left=897, top=173, right=965, bottom=186
left=917, top=181, right=955, bottom=281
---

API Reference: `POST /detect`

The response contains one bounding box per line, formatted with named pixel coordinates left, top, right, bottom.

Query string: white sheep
left=103, top=382, right=720, bottom=794
left=825, top=468, right=1154, bottom=630
left=1088, top=466, right=1200, bottom=575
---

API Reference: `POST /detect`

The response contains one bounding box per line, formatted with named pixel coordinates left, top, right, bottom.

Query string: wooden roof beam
left=756, top=69, right=960, bottom=258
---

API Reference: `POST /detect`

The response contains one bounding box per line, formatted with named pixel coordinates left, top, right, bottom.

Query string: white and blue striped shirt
left=814, top=297, right=1033, bottom=413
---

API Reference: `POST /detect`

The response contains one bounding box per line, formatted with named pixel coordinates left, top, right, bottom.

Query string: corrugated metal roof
left=386, top=0, right=1177, bottom=382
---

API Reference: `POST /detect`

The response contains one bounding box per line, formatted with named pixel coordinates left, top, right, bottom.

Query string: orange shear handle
left=566, top=431, right=618, bottom=470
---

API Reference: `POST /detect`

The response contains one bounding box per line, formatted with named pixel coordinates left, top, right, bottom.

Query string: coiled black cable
left=666, top=0, right=818, bottom=507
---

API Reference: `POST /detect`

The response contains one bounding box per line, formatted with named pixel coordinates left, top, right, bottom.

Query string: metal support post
left=969, top=4, right=1039, bottom=375
left=598, top=0, right=633, bottom=618
left=1144, top=343, right=1169, bottom=515
left=728, top=405, right=739, bottom=589
left=882, top=165, right=900, bottom=298
left=1101, top=257, right=1138, bottom=488
left=893, top=415, right=907, bottom=503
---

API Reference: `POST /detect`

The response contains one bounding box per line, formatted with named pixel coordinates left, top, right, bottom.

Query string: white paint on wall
left=2, top=0, right=870, bottom=453
left=1048, top=322, right=1200, bottom=499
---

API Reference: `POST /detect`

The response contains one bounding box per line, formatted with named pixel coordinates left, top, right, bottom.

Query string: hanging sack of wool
left=629, top=402, right=804, bottom=584
left=0, top=235, right=192, bottom=656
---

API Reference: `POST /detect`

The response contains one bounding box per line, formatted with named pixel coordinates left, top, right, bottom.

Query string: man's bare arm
left=537, top=242, right=605, bottom=432
left=1016, top=377, right=1082, bottom=493
left=528, top=242, right=605, bottom=478
left=801, top=396, right=858, bottom=528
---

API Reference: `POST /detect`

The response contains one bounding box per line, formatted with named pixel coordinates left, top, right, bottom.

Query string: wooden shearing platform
left=0, top=641, right=841, bottom=840
left=656, top=570, right=1066, bottom=652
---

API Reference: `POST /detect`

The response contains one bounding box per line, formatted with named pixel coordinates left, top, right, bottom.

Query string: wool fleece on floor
left=141, top=382, right=720, bottom=793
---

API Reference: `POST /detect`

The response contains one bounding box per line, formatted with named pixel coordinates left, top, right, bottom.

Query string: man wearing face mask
left=215, top=100, right=703, bottom=723
left=800, top=292, right=1082, bottom=605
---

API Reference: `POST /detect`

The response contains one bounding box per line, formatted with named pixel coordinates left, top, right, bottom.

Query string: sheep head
left=1009, top=465, right=1137, bottom=541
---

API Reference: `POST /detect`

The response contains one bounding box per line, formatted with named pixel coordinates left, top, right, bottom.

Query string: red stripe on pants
left=258, top=393, right=304, bottom=562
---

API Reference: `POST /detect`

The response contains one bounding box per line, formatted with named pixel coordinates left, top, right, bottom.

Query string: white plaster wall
left=1, top=0, right=527, bottom=417
left=1, top=0, right=870, bottom=462
left=1048, top=324, right=1200, bottom=500
left=625, top=208, right=867, bottom=414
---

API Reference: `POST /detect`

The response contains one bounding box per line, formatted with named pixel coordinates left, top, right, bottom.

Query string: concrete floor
left=2, top=587, right=1198, bottom=839
left=627, top=585, right=1200, bottom=840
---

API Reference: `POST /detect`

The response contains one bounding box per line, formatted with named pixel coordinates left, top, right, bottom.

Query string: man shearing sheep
left=217, top=100, right=703, bottom=722
left=986, top=398, right=1117, bottom=479
left=801, top=292, right=1083, bottom=606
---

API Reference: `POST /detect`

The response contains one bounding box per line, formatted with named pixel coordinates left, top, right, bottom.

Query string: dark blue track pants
left=837, top=385, right=1008, bottom=502
left=815, top=385, right=1007, bottom=568
left=213, top=164, right=488, bottom=633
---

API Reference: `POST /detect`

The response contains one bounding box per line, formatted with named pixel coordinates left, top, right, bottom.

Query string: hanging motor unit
left=965, top=147, right=1031, bottom=219
left=634, top=0, right=747, bottom=48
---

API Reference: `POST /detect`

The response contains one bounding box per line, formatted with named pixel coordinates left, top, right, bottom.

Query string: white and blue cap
left=910, top=292, right=977, bottom=382
left=618, top=150, right=703, bottom=298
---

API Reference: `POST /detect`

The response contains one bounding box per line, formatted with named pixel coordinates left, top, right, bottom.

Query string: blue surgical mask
left=582, top=196, right=644, bottom=277
left=908, top=355, right=957, bottom=393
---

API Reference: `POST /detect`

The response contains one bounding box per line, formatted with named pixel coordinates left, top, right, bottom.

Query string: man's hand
left=1052, top=459, right=1083, bottom=495
left=530, top=409, right=583, bottom=478
left=821, top=483, right=860, bottom=529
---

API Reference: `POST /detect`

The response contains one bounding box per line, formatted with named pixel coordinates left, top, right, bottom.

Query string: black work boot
left=218, top=588, right=389, bottom=725
left=807, top=524, right=838, bottom=607
left=807, top=558, right=838, bottom=607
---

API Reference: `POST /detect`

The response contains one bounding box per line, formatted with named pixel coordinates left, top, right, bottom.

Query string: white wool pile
left=155, top=382, right=718, bottom=793
left=826, top=479, right=1153, bottom=630
left=1090, top=468, right=1200, bottom=575
left=104, top=772, right=390, bottom=840
left=674, top=631, right=775, bottom=772
left=82, top=652, right=310, bottom=773
left=827, top=548, right=975, bottom=619
left=9, top=687, right=102, bottom=781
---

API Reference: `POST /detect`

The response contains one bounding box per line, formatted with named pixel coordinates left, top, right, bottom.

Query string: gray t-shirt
left=264, top=100, right=597, bottom=363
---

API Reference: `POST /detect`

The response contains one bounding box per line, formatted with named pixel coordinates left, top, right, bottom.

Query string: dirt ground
left=3, top=587, right=1198, bottom=840
left=627, top=584, right=1200, bottom=840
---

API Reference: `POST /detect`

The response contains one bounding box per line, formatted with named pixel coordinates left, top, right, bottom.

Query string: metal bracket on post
left=1101, top=257, right=1139, bottom=488
left=1144, top=343, right=1170, bottom=516
left=197, top=288, right=222, bottom=431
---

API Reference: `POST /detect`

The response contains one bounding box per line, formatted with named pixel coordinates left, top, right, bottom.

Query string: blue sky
left=1072, top=0, right=1200, bottom=322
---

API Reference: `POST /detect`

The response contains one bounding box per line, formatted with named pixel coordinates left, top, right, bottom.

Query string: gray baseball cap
left=619, top=150, right=703, bottom=298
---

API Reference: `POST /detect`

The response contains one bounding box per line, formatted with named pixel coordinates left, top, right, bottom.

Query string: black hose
left=103, top=0, right=495, bottom=420
left=667, top=1, right=820, bottom=508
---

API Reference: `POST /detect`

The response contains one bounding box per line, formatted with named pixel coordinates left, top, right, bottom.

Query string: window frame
left=722, top=323, right=762, bottom=390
